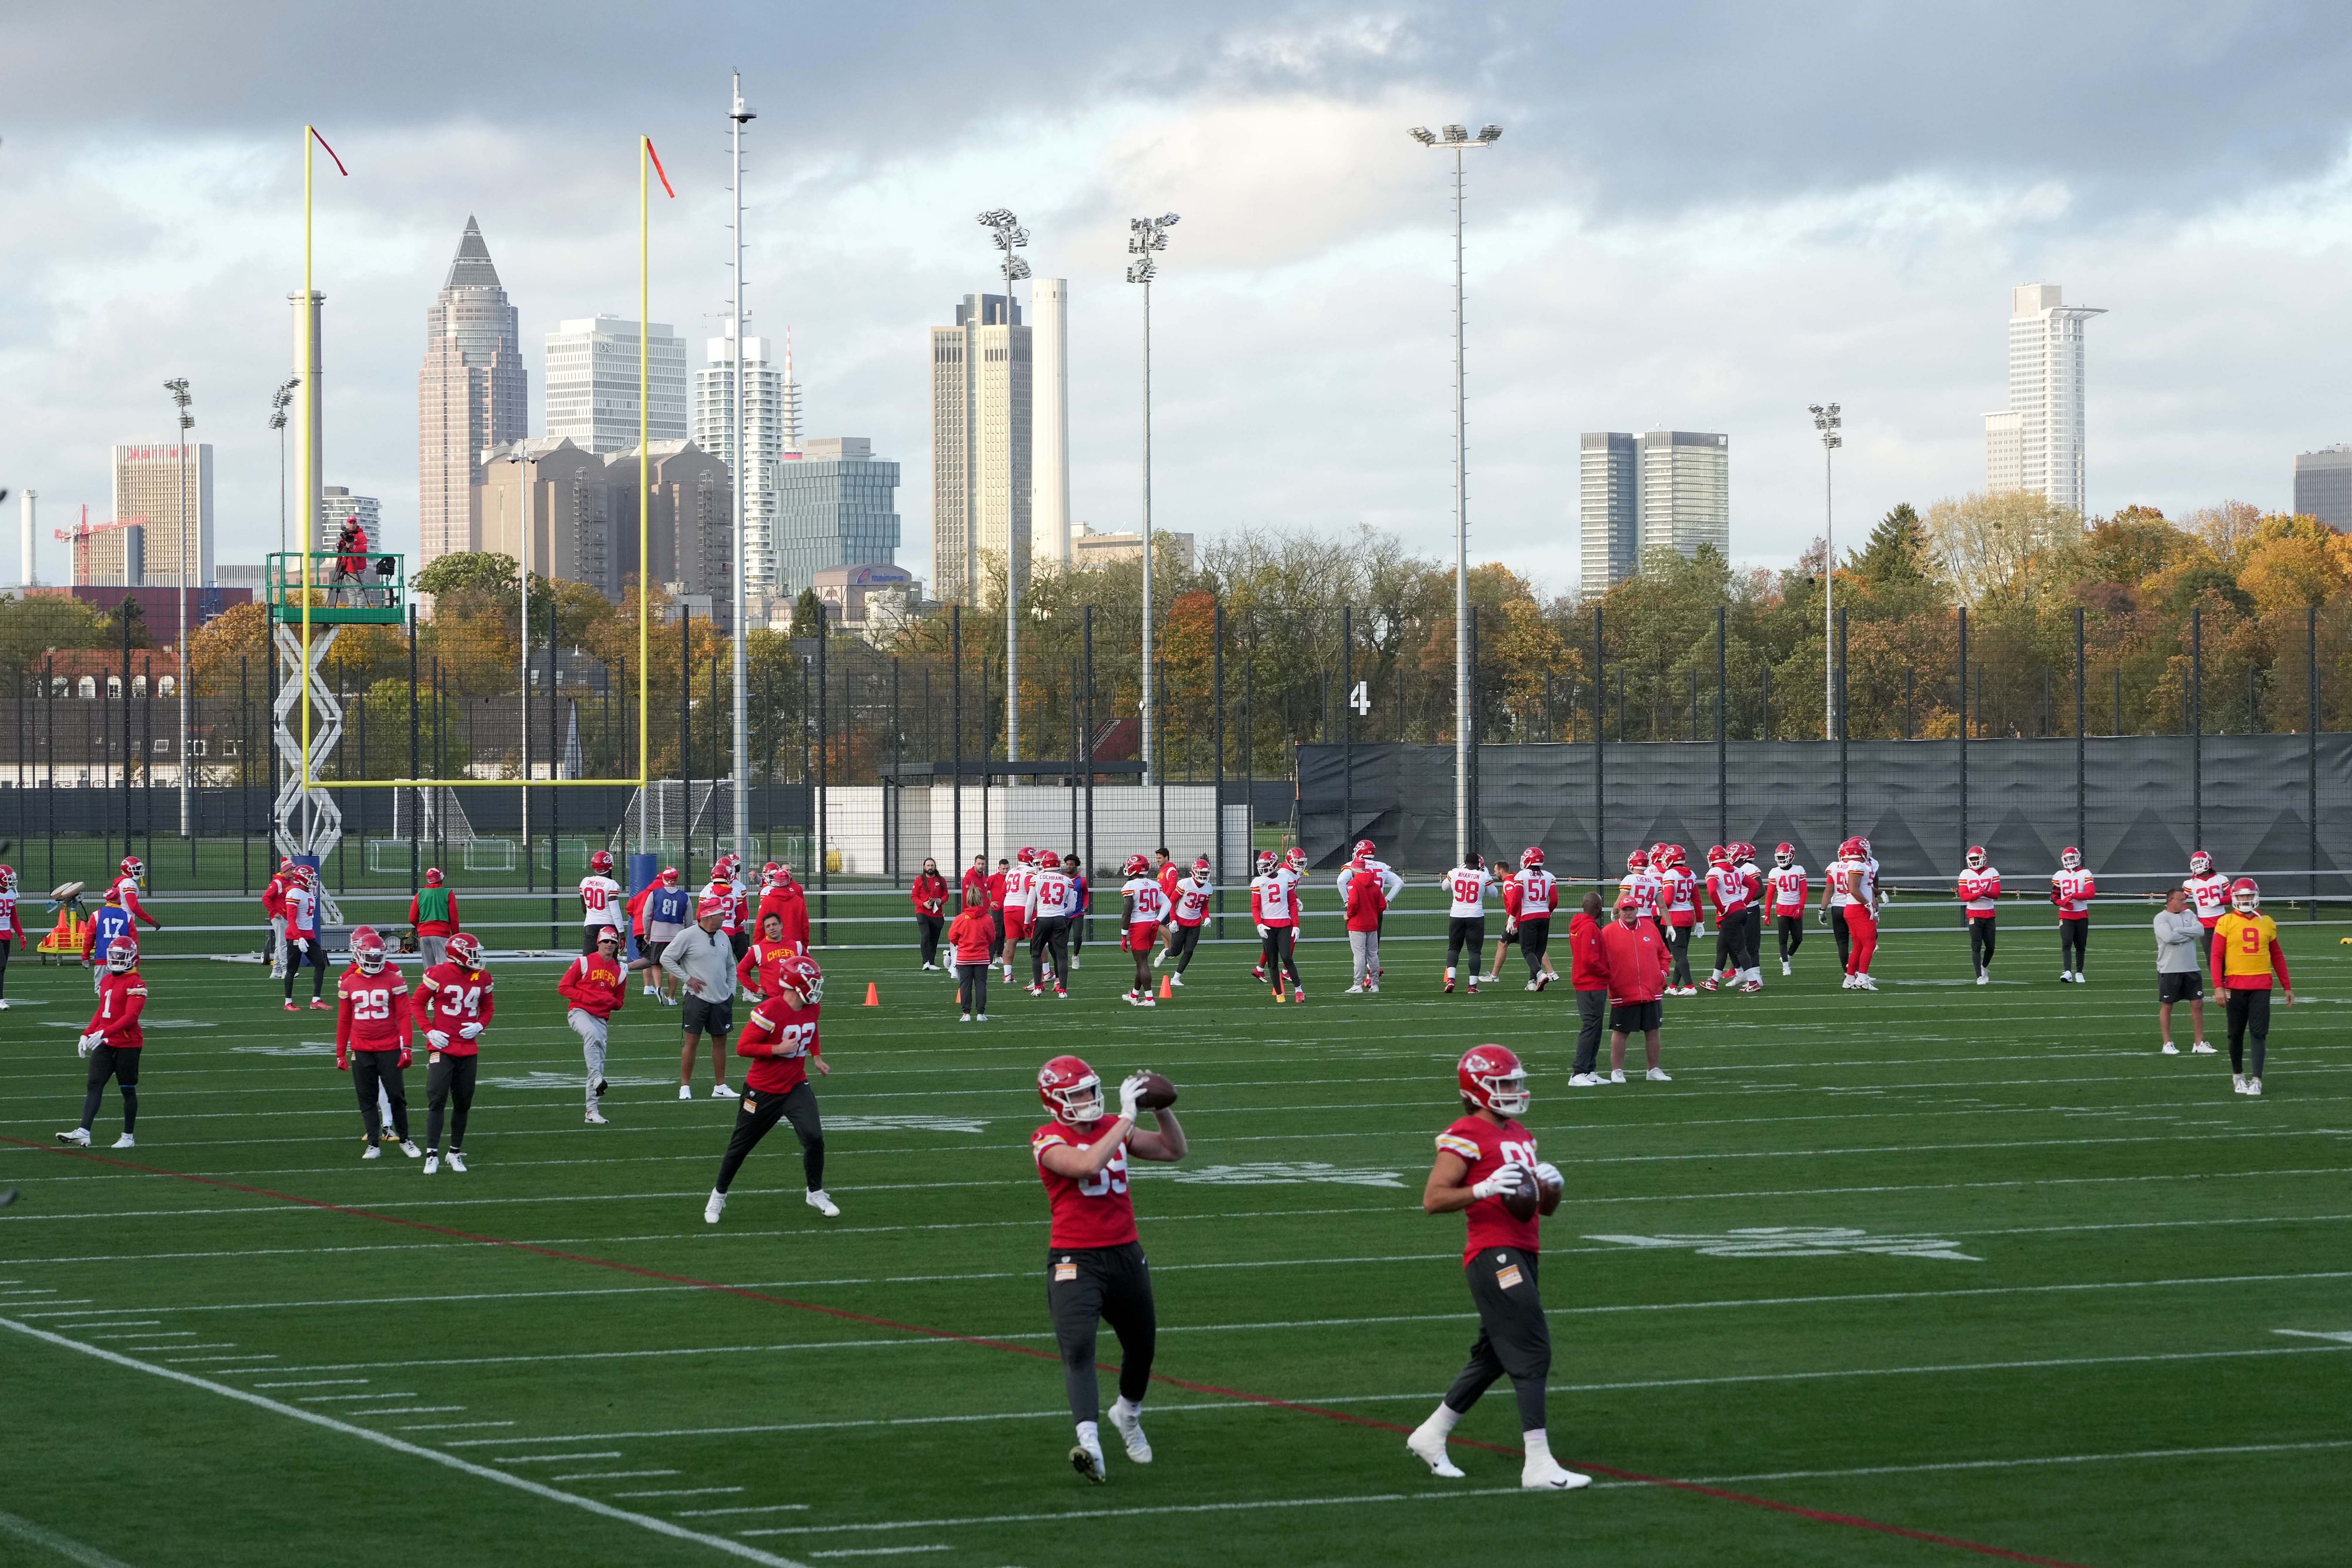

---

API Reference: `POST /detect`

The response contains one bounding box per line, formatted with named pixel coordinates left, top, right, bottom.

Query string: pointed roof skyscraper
left=443, top=215, right=504, bottom=290
left=419, top=216, right=526, bottom=569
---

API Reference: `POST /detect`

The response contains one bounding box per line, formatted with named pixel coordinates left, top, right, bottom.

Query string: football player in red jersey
left=412, top=931, right=493, bottom=1169
left=1407, top=1046, right=1588, bottom=1491
left=560, top=925, right=630, bottom=1124
left=1955, top=847, right=2002, bottom=984
left=59, top=936, right=148, bottom=1149
left=704, top=952, right=838, bottom=1223
left=335, top=926, right=420, bottom=1161
left=1033, top=1054, right=1188, bottom=1483
left=2050, top=847, right=2097, bottom=983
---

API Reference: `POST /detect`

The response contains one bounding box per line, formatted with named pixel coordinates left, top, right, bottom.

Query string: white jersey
left=1251, top=872, right=1295, bottom=926
left=1123, top=876, right=1171, bottom=925
left=1336, top=860, right=1405, bottom=902
left=1828, top=857, right=1878, bottom=907
left=1028, top=868, right=1075, bottom=918
left=1444, top=865, right=1496, bottom=920
left=1517, top=868, right=1558, bottom=917
left=577, top=874, right=622, bottom=927
left=2184, top=871, right=2231, bottom=925
left=1004, top=865, right=1036, bottom=915
left=1172, top=875, right=1213, bottom=925
left=0, top=889, right=18, bottom=937
left=282, top=882, right=319, bottom=938
left=1623, top=868, right=1661, bottom=920
left=1766, top=864, right=1808, bottom=914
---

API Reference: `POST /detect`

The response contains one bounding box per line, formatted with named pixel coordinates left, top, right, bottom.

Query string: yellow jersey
left=2211, top=911, right=2286, bottom=989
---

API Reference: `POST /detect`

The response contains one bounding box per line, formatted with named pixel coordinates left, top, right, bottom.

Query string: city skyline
left=1984, top=282, right=2104, bottom=513
left=544, top=315, right=689, bottom=454
left=417, top=217, right=526, bottom=570
left=1578, top=430, right=1730, bottom=591
left=691, top=321, right=793, bottom=596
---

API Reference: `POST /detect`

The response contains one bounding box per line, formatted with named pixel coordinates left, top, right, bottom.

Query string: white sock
left=1419, top=1402, right=1462, bottom=1439
left=1110, top=1395, right=1140, bottom=1421
left=1523, top=1427, right=1553, bottom=1465
left=1075, top=1419, right=1102, bottom=1453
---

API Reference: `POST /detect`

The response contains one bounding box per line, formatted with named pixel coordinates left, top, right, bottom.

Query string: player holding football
left=412, top=931, right=492, bottom=1171
left=1956, top=847, right=2002, bottom=984
left=1407, top=1045, right=1588, bottom=1491
left=704, top=951, right=838, bottom=1222
left=2051, top=847, right=2097, bottom=983
left=335, top=925, right=420, bottom=1161
left=1250, top=850, right=1304, bottom=1001
left=1161, top=856, right=1212, bottom=988
left=2212, top=878, right=2293, bottom=1096
left=1119, top=854, right=1171, bottom=1007
left=578, top=850, right=623, bottom=954
left=59, top=936, right=148, bottom=1149
left=2184, top=850, right=2231, bottom=931
left=1033, top=1055, right=1188, bottom=1483
left=559, top=925, right=629, bottom=1124
left=1441, top=852, right=1496, bottom=994
left=1765, top=844, right=1808, bottom=979
left=911, top=857, right=950, bottom=971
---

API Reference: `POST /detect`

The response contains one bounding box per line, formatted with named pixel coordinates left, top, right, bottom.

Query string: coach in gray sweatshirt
left=2153, top=887, right=2209, bottom=1057
left=662, top=900, right=740, bottom=1099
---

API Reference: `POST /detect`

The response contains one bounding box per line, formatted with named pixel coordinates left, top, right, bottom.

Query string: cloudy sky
left=6, top=1, right=2352, bottom=597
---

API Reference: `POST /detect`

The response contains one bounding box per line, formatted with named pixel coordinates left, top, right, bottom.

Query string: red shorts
left=1004, top=913, right=1029, bottom=942
left=1125, top=922, right=1159, bottom=952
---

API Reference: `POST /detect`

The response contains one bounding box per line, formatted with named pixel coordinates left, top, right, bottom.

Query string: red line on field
left=6, top=1136, right=2094, bottom=1568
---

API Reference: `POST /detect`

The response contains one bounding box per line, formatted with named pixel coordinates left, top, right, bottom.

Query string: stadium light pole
left=730, top=73, right=755, bottom=862
left=1127, top=212, right=1178, bottom=788
left=164, top=378, right=193, bottom=836
left=269, top=377, right=299, bottom=557
left=979, top=209, right=1031, bottom=774
left=1810, top=402, right=1842, bottom=740
left=1411, top=121, right=1500, bottom=863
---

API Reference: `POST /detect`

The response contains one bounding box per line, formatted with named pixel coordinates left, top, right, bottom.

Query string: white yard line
left=489, top=1452, right=624, bottom=1464
left=0, top=1317, right=812, bottom=1567
left=369, top=1406, right=467, bottom=1415
left=398, top=1420, right=517, bottom=1432
left=255, top=1378, right=370, bottom=1388
left=614, top=1488, right=746, bottom=1500
left=739, top=1486, right=1532, bottom=1537
left=298, top=1390, right=418, bottom=1403
left=808, top=1548, right=953, bottom=1559
left=0, top=1506, right=140, bottom=1568
left=680, top=1506, right=814, bottom=1518
left=556, top=1469, right=679, bottom=1481
left=1684, top=1436, right=2352, bottom=1485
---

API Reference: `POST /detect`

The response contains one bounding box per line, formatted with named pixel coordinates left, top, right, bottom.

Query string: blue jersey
left=1071, top=874, right=1091, bottom=912
left=648, top=886, right=691, bottom=927
left=92, top=905, right=135, bottom=959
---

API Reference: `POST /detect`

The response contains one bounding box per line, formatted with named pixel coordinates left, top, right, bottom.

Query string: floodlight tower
left=1126, top=212, right=1177, bottom=787
left=978, top=208, right=1031, bottom=770
left=163, top=377, right=194, bottom=834
left=1810, top=402, right=1842, bottom=740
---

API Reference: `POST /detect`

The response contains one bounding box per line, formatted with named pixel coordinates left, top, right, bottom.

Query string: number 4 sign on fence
left=1349, top=681, right=1371, bottom=717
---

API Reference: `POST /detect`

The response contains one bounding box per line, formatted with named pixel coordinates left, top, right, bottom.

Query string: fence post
left=407, top=606, right=420, bottom=888
left=680, top=608, right=693, bottom=885
left=121, top=608, right=132, bottom=868
left=891, top=657, right=903, bottom=884
left=2191, top=604, right=2203, bottom=852
left=238, top=657, right=250, bottom=894
left=1957, top=607, right=1969, bottom=863
left=1715, top=605, right=1728, bottom=850
left=951, top=605, right=962, bottom=893
left=1214, top=598, right=1225, bottom=934
left=817, top=626, right=828, bottom=945
left=1341, top=604, right=1352, bottom=870
left=1762, top=661, right=1771, bottom=743
left=2074, top=606, right=2086, bottom=856
left=1836, top=606, right=1849, bottom=840
left=1083, top=604, right=1095, bottom=934
left=1466, top=605, right=1479, bottom=858
left=2310, top=604, right=2320, bottom=920
left=1592, top=609, right=1605, bottom=882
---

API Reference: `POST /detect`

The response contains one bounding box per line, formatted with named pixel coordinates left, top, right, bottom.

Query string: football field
left=3, top=905, right=2348, bottom=1568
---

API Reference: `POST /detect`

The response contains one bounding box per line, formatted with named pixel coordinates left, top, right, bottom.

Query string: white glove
left=1255, top=924, right=1268, bottom=939
left=457, top=1022, right=483, bottom=1040
left=426, top=1030, right=452, bottom=1051
left=1471, top=1164, right=1528, bottom=1201
left=77, top=1033, right=100, bottom=1059
left=1534, top=1162, right=1562, bottom=1190
left=1118, top=1072, right=1149, bottom=1121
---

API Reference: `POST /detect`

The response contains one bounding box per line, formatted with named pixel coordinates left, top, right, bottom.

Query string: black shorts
left=1610, top=999, right=1663, bottom=1033
left=729, top=930, right=751, bottom=961
left=2158, top=971, right=2203, bottom=1004
left=681, top=994, right=734, bottom=1038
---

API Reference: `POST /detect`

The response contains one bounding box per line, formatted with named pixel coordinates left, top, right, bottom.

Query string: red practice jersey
left=2050, top=868, right=2097, bottom=919
left=559, top=951, right=629, bottom=1018
left=739, top=991, right=821, bottom=1095
left=1032, top=1117, right=1138, bottom=1250
left=85, top=968, right=149, bottom=1050
left=414, top=960, right=495, bottom=1055
left=1435, top=1114, right=1541, bottom=1265
left=336, top=967, right=413, bottom=1061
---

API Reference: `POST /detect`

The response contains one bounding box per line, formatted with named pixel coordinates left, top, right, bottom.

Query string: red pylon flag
left=309, top=126, right=348, bottom=176
left=645, top=138, right=675, bottom=198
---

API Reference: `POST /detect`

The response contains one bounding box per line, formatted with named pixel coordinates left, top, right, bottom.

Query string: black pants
left=991, top=910, right=1006, bottom=958
left=1666, top=924, right=1693, bottom=986
left=1031, top=917, right=1071, bottom=988
left=79, top=1042, right=141, bottom=1133
left=1741, top=908, right=1764, bottom=970
left=1166, top=922, right=1202, bottom=975
left=0, top=940, right=11, bottom=999
left=1070, top=914, right=1086, bottom=954
left=2225, top=989, right=2271, bottom=1077
left=284, top=937, right=328, bottom=1001
left=1969, top=917, right=1997, bottom=975
left=714, top=1079, right=825, bottom=1195
left=1832, top=907, right=1853, bottom=970
left=1443, top=1248, right=1551, bottom=1432
left=916, top=913, right=944, bottom=966
left=351, top=1051, right=409, bottom=1145
left=1518, top=918, right=1552, bottom=980
left=1712, top=919, right=1733, bottom=977
left=1047, top=1242, right=1156, bottom=1423
left=2060, top=920, right=2088, bottom=974
left=1777, top=914, right=1806, bottom=962
left=1261, top=925, right=1299, bottom=987
left=425, top=1052, right=477, bottom=1153
left=1573, top=990, right=1606, bottom=1075
left=957, top=962, right=990, bottom=1015
left=1446, top=916, right=1485, bottom=974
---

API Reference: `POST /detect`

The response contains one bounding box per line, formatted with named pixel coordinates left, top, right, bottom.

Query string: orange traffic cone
left=863, top=981, right=880, bottom=1007
left=1157, top=975, right=1173, bottom=1000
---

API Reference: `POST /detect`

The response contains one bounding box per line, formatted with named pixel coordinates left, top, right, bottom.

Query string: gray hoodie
left=2153, top=909, right=2203, bottom=974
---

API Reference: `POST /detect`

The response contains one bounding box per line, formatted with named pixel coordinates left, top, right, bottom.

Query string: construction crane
left=54, top=506, right=148, bottom=583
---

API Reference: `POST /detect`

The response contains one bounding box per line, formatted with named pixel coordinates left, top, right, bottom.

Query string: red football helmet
left=1773, top=842, right=1795, bottom=868
left=119, top=855, right=144, bottom=881
left=1041, top=850, right=1063, bottom=870
left=1456, top=1044, right=1531, bottom=1116
left=423, top=866, right=445, bottom=887
left=104, top=936, right=139, bottom=973
left=1192, top=855, right=1211, bottom=874
left=295, top=864, right=319, bottom=887
left=1665, top=845, right=1688, bottom=868
left=589, top=850, right=614, bottom=876
left=660, top=865, right=681, bottom=884
left=1965, top=846, right=1986, bottom=869
left=1017, top=846, right=1037, bottom=865
left=777, top=952, right=825, bottom=1004
left=761, top=861, right=783, bottom=887
left=2189, top=850, right=2213, bottom=875
left=2230, top=876, right=2260, bottom=913
left=0, top=865, right=15, bottom=894
left=1626, top=849, right=1650, bottom=872
left=1256, top=851, right=1278, bottom=874
left=1353, top=838, right=1377, bottom=860
left=445, top=932, right=484, bottom=969
left=1707, top=844, right=1728, bottom=864
left=1124, top=854, right=1151, bottom=878
left=350, top=925, right=389, bottom=974
left=2059, top=847, right=2083, bottom=870
left=1856, top=836, right=1873, bottom=856
left=1038, top=1054, right=1106, bottom=1124
left=1285, top=847, right=1308, bottom=869
left=1521, top=845, right=1545, bottom=868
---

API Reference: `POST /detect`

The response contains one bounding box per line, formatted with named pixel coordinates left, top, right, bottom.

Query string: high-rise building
left=544, top=316, right=689, bottom=454
left=419, top=218, right=526, bottom=570
left=2293, top=445, right=2352, bottom=529
left=692, top=322, right=793, bottom=595
left=1030, top=278, right=1072, bottom=570
left=111, top=443, right=213, bottom=586
left=1578, top=433, right=1639, bottom=591
left=773, top=437, right=901, bottom=597
left=474, top=437, right=734, bottom=620
left=1577, top=430, right=1728, bottom=591
left=319, top=487, right=380, bottom=540
left=70, top=519, right=144, bottom=587
left=928, top=293, right=1030, bottom=607
left=1984, top=283, right=2105, bottom=513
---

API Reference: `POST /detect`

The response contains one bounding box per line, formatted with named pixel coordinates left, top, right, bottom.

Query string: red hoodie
left=1566, top=910, right=1609, bottom=991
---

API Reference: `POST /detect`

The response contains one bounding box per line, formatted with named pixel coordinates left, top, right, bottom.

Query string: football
left=1132, top=1071, right=1179, bottom=1111
left=1536, top=1168, right=1564, bottom=1216
left=1501, top=1175, right=1540, bottom=1222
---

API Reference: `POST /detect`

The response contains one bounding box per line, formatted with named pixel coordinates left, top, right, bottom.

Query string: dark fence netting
left=1298, top=735, right=2352, bottom=891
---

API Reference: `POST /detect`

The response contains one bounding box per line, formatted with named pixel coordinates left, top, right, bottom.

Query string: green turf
left=3, top=904, right=2348, bottom=1568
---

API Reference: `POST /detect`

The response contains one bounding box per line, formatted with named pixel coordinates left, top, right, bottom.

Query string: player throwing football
left=1408, top=1045, right=1588, bottom=1491
left=1032, top=1055, right=1187, bottom=1483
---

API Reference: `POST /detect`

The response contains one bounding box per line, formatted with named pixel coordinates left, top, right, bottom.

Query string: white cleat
left=975, top=1014, right=988, bottom=1022
left=704, top=1189, right=727, bottom=1224
left=1608, top=1069, right=1626, bottom=1084
left=1139, top=996, right=1156, bottom=1008
left=1522, top=1457, right=1593, bottom=1491
left=1344, top=984, right=1364, bottom=995
left=1169, top=974, right=1184, bottom=988
left=1977, top=972, right=1990, bottom=985
left=2160, top=1042, right=2180, bottom=1055
left=111, top=1134, right=136, bottom=1149
left=806, top=1189, right=841, bottom=1218
left=2191, top=1041, right=2216, bottom=1055
left=1070, top=1441, right=1107, bottom=1484
left=2231, top=1075, right=2249, bottom=1094
left=1840, top=975, right=1856, bottom=989
left=56, top=1128, right=91, bottom=1147
left=362, top=1144, right=383, bottom=1160
left=398, top=1140, right=422, bottom=1159
left=2246, top=1076, right=2264, bottom=1097
left=1782, top=961, right=1792, bottom=977
left=1568, top=1072, right=1602, bottom=1087
left=711, top=1083, right=739, bottom=1099
left=1526, top=981, right=1542, bottom=991
left=679, top=1084, right=694, bottom=1101
left=2060, top=971, right=2074, bottom=984
left=1367, top=983, right=1379, bottom=993
left=447, top=1151, right=467, bottom=1173
left=959, top=1012, right=974, bottom=1023
left=585, top=1107, right=608, bottom=1125
left=1406, top=1426, right=1465, bottom=1479
left=1856, top=975, right=1879, bottom=991
left=1108, top=1398, right=1153, bottom=1463
left=1646, top=1068, right=1672, bottom=1082
left=422, top=1154, right=440, bottom=1175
